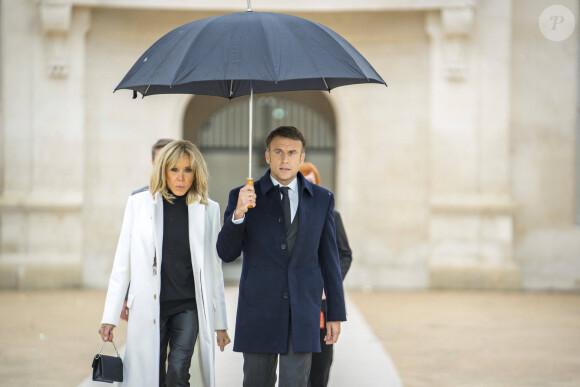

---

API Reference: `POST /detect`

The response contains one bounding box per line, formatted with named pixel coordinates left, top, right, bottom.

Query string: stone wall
left=0, top=0, right=578, bottom=290
left=511, top=0, right=580, bottom=290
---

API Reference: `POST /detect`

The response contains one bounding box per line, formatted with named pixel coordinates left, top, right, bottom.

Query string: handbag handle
left=98, top=340, right=121, bottom=358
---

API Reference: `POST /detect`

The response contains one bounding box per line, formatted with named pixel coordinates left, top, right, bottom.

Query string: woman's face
left=166, top=155, right=194, bottom=196
left=303, top=171, right=317, bottom=185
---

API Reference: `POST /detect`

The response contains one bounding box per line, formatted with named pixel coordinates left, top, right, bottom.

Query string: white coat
left=101, top=191, right=228, bottom=387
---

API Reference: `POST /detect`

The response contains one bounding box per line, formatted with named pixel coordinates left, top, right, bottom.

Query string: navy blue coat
left=217, top=170, right=346, bottom=354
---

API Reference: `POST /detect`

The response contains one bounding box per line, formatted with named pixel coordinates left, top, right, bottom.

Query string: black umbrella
left=116, top=7, right=386, bottom=182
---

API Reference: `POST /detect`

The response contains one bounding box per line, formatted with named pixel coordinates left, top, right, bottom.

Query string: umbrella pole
left=248, top=83, right=253, bottom=181
left=247, top=83, right=254, bottom=208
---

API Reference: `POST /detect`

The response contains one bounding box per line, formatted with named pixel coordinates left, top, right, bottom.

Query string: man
left=121, top=138, right=174, bottom=321
left=217, top=126, right=346, bottom=387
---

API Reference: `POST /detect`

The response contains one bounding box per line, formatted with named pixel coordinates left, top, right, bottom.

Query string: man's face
left=265, top=136, right=305, bottom=186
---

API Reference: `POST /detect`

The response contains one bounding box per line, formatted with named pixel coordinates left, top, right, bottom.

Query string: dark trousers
left=159, top=309, right=199, bottom=387
left=308, top=300, right=333, bottom=387
left=243, top=330, right=312, bottom=387
left=308, top=330, right=333, bottom=387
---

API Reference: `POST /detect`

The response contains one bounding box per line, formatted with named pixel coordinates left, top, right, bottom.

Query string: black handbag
left=92, top=340, right=123, bottom=383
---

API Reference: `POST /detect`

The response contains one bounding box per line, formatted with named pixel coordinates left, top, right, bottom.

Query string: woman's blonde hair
left=150, top=140, right=209, bottom=205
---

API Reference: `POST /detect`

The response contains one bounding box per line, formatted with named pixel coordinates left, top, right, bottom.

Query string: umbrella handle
left=246, top=178, right=254, bottom=208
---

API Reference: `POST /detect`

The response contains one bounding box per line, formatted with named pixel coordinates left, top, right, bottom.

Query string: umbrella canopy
left=115, top=11, right=386, bottom=98
left=116, top=10, right=386, bottom=180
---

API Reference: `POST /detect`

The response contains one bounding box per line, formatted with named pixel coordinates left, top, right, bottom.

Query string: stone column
left=425, top=1, right=520, bottom=289
left=0, top=0, right=90, bottom=288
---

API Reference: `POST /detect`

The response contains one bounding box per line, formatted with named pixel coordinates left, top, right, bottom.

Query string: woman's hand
left=216, top=330, right=231, bottom=352
left=120, top=299, right=129, bottom=321
left=98, top=324, right=116, bottom=342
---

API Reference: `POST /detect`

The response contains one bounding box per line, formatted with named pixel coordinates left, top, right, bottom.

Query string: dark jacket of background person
left=308, top=209, right=353, bottom=387
left=334, top=211, right=352, bottom=280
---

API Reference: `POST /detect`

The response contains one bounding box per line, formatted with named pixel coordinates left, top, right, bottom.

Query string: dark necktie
left=280, top=186, right=291, bottom=231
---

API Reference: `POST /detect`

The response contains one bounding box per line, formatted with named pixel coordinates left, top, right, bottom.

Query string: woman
left=299, top=162, right=352, bottom=387
left=98, top=140, right=230, bottom=387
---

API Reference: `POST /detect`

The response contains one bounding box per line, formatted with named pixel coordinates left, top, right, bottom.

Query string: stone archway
left=183, top=90, right=337, bottom=215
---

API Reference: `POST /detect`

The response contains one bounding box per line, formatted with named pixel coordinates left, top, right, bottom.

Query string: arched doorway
left=183, top=91, right=336, bottom=282
left=184, top=91, right=336, bottom=213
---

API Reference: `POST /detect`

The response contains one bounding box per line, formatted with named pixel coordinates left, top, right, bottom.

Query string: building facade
left=1, top=0, right=578, bottom=290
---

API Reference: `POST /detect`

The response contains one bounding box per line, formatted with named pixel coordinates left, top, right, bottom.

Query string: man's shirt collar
left=270, top=174, right=298, bottom=192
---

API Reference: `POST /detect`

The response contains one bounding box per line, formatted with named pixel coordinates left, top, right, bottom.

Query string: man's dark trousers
left=243, top=329, right=312, bottom=387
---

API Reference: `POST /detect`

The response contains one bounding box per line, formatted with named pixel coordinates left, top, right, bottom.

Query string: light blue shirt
left=232, top=175, right=299, bottom=224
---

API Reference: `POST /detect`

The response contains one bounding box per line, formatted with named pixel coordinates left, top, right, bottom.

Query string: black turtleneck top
left=160, top=193, right=196, bottom=319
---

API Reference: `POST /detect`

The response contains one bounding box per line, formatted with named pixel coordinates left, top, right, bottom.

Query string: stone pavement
left=77, top=287, right=402, bottom=387
left=1, top=287, right=580, bottom=386
left=349, top=290, right=580, bottom=387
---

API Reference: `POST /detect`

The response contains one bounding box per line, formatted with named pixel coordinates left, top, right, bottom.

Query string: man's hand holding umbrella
left=234, top=184, right=256, bottom=220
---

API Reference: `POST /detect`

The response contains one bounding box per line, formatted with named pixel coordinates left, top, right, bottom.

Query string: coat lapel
left=188, top=198, right=205, bottom=274
left=291, top=174, right=313, bottom=267
left=188, top=197, right=208, bottom=328
left=152, top=192, right=164, bottom=271
left=293, top=200, right=306, bottom=264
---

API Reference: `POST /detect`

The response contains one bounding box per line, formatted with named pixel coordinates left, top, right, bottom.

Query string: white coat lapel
left=188, top=198, right=205, bottom=275
left=188, top=198, right=208, bottom=329
left=153, top=192, right=164, bottom=272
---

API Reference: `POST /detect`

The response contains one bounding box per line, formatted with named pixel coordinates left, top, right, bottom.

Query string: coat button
left=154, top=294, right=157, bottom=300
left=283, top=292, right=289, bottom=299
left=153, top=319, right=156, bottom=324
left=281, top=244, right=287, bottom=250
left=278, top=217, right=283, bottom=223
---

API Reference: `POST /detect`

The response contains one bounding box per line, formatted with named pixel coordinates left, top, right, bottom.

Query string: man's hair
left=151, top=138, right=174, bottom=160
left=265, top=126, right=306, bottom=152
left=149, top=140, right=209, bottom=206
left=299, top=162, right=320, bottom=185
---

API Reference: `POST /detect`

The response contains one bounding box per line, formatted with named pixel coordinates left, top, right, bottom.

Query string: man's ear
left=300, top=151, right=306, bottom=164
left=265, top=150, right=271, bottom=165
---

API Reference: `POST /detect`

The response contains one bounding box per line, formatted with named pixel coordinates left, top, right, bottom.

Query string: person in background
left=121, top=138, right=175, bottom=321
left=99, top=140, right=230, bottom=387
left=300, top=162, right=353, bottom=387
left=132, top=138, right=175, bottom=195
left=217, top=126, right=346, bottom=387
